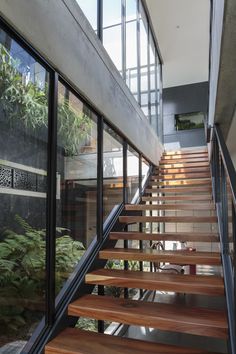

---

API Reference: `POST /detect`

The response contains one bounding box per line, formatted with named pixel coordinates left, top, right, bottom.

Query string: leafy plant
left=104, top=259, right=139, bottom=297
left=0, top=215, right=85, bottom=334
left=0, top=44, right=92, bottom=156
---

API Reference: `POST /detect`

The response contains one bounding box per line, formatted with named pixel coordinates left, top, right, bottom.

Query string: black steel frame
left=0, top=14, right=156, bottom=354
left=210, top=124, right=236, bottom=354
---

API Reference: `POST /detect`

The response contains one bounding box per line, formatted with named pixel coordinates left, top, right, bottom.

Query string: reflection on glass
left=56, top=82, right=98, bottom=294
left=103, top=124, right=123, bottom=220
left=103, top=25, right=122, bottom=71
left=76, top=0, right=97, bottom=31
left=0, top=29, right=48, bottom=346
left=127, top=146, right=139, bottom=203
left=142, top=158, right=149, bottom=188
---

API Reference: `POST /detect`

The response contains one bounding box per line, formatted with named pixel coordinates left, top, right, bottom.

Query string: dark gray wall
left=163, top=82, right=208, bottom=148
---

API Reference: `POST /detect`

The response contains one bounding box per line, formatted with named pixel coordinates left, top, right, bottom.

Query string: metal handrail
left=210, top=124, right=236, bottom=354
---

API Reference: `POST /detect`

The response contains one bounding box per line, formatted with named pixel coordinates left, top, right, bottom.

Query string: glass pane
left=127, top=146, right=139, bottom=203
left=76, top=0, right=97, bottom=31
left=103, top=0, right=122, bottom=27
left=140, top=17, right=148, bottom=104
left=0, top=29, right=48, bottom=346
left=103, top=25, right=122, bottom=71
left=140, top=18, right=148, bottom=68
left=142, top=158, right=149, bottom=188
left=103, top=124, right=123, bottom=221
left=126, top=0, right=137, bottom=21
left=126, top=18, right=137, bottom=93
left=56, top=82, right=98, bottom=295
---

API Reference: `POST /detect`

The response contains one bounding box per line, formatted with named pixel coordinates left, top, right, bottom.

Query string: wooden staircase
left=46, top=148, right=228, bottom=354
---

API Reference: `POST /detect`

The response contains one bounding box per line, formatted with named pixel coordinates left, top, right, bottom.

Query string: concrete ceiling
left=146, top=0, right=211, bottom=88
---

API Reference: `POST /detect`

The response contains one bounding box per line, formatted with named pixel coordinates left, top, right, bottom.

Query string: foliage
left=0, top=215, right=85, bottom=333
left=104, top=259, right=139, bottom=297
left=0, top=44, right=92, bottom=156
left=76, top=317, right=98, bottom=332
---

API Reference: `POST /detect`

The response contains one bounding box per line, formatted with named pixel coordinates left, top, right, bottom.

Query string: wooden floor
left=45, top=147, right=228, bottom=354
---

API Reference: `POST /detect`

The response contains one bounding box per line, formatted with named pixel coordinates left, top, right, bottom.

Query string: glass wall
left=76, top=0, right=163, bottom=139
left=103, top=123, right=123, bottom=221
left=0, top=16, right=152, bottom=353
left=56, top=82, right=98, bottom=294
left=127, top=146, right=139, bottom=203
left=0, top=28, right=48, bottom=346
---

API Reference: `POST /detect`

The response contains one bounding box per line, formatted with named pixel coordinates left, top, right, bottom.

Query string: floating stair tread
left=125, top=204, right=215, bottom=211
left=163, top=153, right=208, bottom=160
left=99, top=248, right=221, bottom=265
left=45, top=328, right=220, bottom=354
left=109, top=231, right=219, bottom=242
left=164, top=149, right=207, bottom=155
left=145, top=187, right=212, bottom=194
left=160, top=158, right=209, bottom=164
left=142, top=195, right=213, bottom=201
left=86, top=269, right=224, bottom=296
left=68, top=295, right=227, bottom=339
left=156, top=167, right=210, bottom=174
left=150, top=180, right=212, bottom=187
left=151, top=173, right=211, bottom=181
left=119, top=215, right=217, bottom=223
left=158, top=162, right=209, bottom=169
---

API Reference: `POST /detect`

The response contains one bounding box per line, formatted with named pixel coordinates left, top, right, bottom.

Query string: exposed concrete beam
left=214, top=0, right=236, bottom=138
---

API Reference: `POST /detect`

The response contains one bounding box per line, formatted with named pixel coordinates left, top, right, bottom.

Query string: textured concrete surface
left=212, top=0, right=236, bottom=138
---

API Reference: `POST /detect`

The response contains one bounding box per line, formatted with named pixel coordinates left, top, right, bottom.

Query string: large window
left=56, top=82, right=98, bottom=294
left=0, top=19, right=154, bottom=352
left=75, top=0, right=163, bottom=139
left=0, top=28, right=48, bottom=347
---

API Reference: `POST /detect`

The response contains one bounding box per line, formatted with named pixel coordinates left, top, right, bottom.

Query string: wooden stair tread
left=99, top=248, right=221, bottom=265
left=142, top=195, right=213, bottom=201
left=163, top=153, right=208, bottom=160
left=151, top=173, right=211, bottom=180
left=156, top=167, right=210, bottom=174
left=160, top=158, right=209, bottom=164
left=125, top=204, right=215, bottom=211
left=68, top=295, right=227, bottom=338
left=109, top=231, right=219, bottom=242
left=164, top=149, right=207, bottom=155
left=45, top=328, right=221, bottom=354
left=119, top=215, right=217, bottom=223
left=145, top=187, right=212, bottom=194
left=86, top=269, right=224, bottom=296
left=158, top=162, right=209, bottom=169
left=150, top=180, right=212, bottom=187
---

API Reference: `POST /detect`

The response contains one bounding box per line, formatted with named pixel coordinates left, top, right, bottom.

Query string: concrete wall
left=163, top=82, right=208, bottom=149
left=0, top=0, right=163, bottom=165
